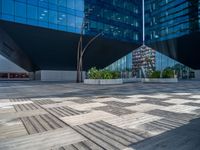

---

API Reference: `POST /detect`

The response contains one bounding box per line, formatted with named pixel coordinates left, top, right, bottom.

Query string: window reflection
left=67, top=14, right=75, bottom=27
left=0, top=0, right=140, bottom=41
left=58, top=12, right=66, bottom=25
left=67, top=0, right=75, bottom=9
left=2, top=0, right=14, bottom=15
left=1, top=0, right=85, bottom=33
left=39, top=8, right=48, bottom=22
left=49, top=10, right=57, bottom=24
left=27, top=5, right=38, bottom=20
left=58, top=0, right=67, bottom=7
left=15, top=2, right=26, bottom=18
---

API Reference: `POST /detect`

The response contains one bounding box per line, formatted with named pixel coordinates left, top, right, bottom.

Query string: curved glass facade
left=0, top=0, right=142, bottom=43
left=0, top=0, right=84, bottom=33
left=84, top=0, right=142, bottom=42
left=145, top=0, right=200, bottom=42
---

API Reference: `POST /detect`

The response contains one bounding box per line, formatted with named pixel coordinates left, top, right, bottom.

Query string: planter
left=84, top=79, right=123, bottom=85
left=122, top=78, right=142, bottom=83
left=100, top=79, right=123, bottom=85
left=142, top=78, right=178, bottom=83
left=84, top=79, right=100, bottom=84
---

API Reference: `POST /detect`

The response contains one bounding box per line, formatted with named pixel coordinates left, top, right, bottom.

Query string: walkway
left=0, top=81, right=200, bottom=150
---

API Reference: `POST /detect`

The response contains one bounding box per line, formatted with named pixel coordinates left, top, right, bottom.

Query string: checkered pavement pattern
left=0, top=91, right=200, bottom=150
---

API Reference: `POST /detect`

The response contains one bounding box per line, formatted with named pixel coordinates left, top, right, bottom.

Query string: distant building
left=132, top=45, right=155, bottom=76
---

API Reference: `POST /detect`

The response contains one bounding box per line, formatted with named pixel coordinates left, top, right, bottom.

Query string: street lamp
left=76, top=11, right=104, bottom=83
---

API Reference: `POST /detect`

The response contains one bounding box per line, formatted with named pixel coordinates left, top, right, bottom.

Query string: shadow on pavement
left=129, top=117, right=200, bottom=150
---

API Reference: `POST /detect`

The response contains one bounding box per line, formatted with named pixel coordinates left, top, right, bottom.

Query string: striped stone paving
left=0, top=81, right=200, bottom=149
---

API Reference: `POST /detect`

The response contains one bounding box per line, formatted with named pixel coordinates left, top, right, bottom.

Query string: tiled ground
left=0, top=81, right=200, bottom=150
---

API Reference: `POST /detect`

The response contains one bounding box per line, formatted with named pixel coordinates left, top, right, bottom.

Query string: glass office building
left=106, top=0, right=200, bottom=75
left=0, top=0, right=84, bottom=33
left=84, top=0, right=141, bottom=42
left=0, top=0, right=142, bottom=72
left=0, top=0, right=141, bottom=42
left=0, top=0, right=85, bottom=32
left=145, top=0, right=199, bottom=42
left=145, top=0, right=200, bottom=69
left=106, top=53, right=132, bottom=71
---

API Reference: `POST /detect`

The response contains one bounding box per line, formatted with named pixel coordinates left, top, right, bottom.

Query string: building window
left=75, top=16, right=83, bottom=29
left=75, top=0, right=84, bottom=11
left=2, top=0, right=14, bottom=15
left=67, top=0, right=75, bottom=9
left=58, top=12, right=66, bottom=25
left=58, top=0, right=67, bottom=7
left=38, top=8, right=48, bottom=22
left=27, top=5, right=37, bottom=20
left=67, top=14, right=75, bottom=27
left=15, top=2, right=26, bottom=18
left=49, top=0, right=57, bottom=5
left=49, top=10, right=57, bottom=24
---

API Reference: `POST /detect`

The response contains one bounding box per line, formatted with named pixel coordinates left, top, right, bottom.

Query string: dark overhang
left=0, top=20, right=140, bottom=71
left=147, top=31, right=200, bottom=69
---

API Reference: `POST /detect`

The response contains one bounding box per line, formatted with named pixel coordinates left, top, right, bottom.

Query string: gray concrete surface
left=0, top=81, right=200, bottom=150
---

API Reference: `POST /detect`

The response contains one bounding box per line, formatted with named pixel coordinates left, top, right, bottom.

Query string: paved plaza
left=0, top=81, right=200, bottom=150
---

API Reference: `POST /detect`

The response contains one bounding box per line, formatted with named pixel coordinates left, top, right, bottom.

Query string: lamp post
left=76, top=14, right=104, bottom=83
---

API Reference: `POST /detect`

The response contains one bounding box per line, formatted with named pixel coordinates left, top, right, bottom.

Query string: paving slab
left=0, top=81, right=200, bottom=150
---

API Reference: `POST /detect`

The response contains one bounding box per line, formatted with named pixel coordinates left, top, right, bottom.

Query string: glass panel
left=58, top=12, right=66, bottom=25
left=15, top=16, right=26, bottom=23
left=75, top=16, right=83, bottom=29
left=2, top=0, right=14, bottom=15
left=49, top=10, right=57, bottom=24
left=75, top=0, right=84, bottom=11
left=15, top=2, right=26, bottom=18
left=27, top=0, right=38, bottom=5
left=2, top=14, right=14, bottom=21
left=58, top=0, right=66, bottom=7
left=67, top=0, right=74, bottom=9
left=27, top=19, right=38, bottom=26
left=38, top=7, right=48, bottom=22
left=27, top=5, right=37, bottom=20
left=0, top=0, right=2, bottom=16
left=67, top=14, right=75, bottom=27
left=49, top=0, right=57, bottom=5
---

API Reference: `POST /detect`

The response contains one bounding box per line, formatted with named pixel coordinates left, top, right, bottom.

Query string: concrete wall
left=35, top=70, right=86, bottom=82
left=195, top=70, right=200, bottom=79
left=35, top=71, right=41, bottom=80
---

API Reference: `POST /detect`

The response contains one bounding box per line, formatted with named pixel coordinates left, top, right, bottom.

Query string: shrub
left=100, top=70, right=113, bottom=79
left=162, top=68, right=174, bottom=78
left=88, top=67, right=101, bottom=79
left=150, top=71, right=161, bottom=78
left=87, top=68, right=120, bottom=79
left=112, top=71, right=120, bottom=79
